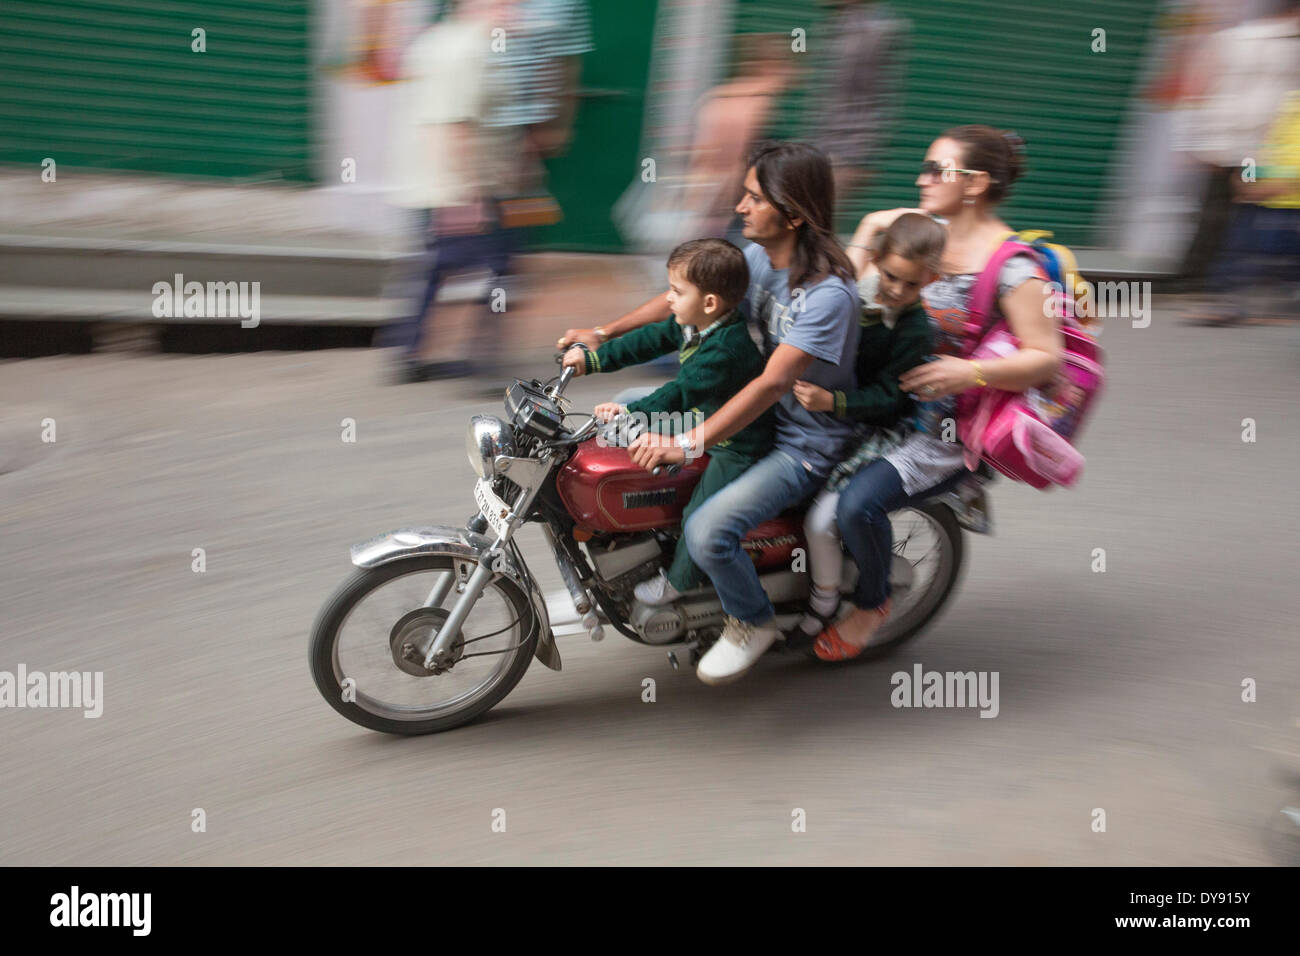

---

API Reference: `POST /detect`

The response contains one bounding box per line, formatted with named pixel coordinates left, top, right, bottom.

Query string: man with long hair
left=566, top=141, right=860, bottom=684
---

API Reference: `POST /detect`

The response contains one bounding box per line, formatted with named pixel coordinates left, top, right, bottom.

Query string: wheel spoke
left=868, top=506, right=958, bottom=648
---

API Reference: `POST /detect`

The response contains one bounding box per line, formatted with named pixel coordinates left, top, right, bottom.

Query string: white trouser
left=803, top=488, right=844, bottom=593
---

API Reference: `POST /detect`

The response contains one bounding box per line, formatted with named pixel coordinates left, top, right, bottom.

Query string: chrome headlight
left=466, top=415, right=514, bottom=479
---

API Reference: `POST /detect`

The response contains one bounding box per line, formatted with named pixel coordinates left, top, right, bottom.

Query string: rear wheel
left=309, top=555, right=536, bottom=735
left=812, top=501, right=964, bottom=661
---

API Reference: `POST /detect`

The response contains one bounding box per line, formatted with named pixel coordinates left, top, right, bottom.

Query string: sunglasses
left=918, top=160, right=983, bottom=181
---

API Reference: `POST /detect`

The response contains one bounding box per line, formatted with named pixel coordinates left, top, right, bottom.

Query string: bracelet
left=970, top=360, right=988, bottom=388
left=847, top=242, right=871, bottom=251
left=593, top=326, right=609, bottom=344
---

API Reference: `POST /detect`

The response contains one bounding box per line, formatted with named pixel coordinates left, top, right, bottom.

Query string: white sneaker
left=697, top=616, right=779, bottom=685
left=633, top=570, right=683, bottom=606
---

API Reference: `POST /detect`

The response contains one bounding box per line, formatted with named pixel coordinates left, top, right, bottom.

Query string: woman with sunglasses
left=812, top=125, right=1064, bottom=660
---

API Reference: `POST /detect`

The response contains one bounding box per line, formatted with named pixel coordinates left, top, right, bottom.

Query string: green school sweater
left=831, top=299, right=933, bottom=425
left=586, top=309, right=775, bottom=460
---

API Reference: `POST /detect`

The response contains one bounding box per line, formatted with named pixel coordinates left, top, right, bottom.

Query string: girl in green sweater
left=791, top=213, right=944, bottom=638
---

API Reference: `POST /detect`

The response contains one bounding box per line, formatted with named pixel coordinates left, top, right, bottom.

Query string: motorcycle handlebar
left=551, top=344, right=589, bottom=399
left=554, top=363, right=575, bottom=396
left=551, top=346, right=680, bottom=476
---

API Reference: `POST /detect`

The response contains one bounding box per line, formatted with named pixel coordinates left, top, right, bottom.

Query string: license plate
left=474, top=479, right=512, bottom=539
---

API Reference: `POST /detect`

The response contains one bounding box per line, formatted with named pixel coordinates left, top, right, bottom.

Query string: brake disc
left=389, top=607, right=462, bottom=676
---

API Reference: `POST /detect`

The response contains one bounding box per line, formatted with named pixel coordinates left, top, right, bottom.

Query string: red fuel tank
left=555, top=442, right=808, bottom=571
left=556, top=441, right=708, bottom=533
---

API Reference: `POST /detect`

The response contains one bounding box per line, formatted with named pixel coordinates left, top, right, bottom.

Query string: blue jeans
left=1209, top=204, right=1300, bottom=311
left=683, top=449, right=824, bottom=624
left=381, top=206, right=516, bottom=359
left=836, top=459, right=967, bottom=610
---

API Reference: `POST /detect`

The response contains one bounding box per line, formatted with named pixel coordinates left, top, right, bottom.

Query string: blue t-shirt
left=740, top=243, right=860, bottom=477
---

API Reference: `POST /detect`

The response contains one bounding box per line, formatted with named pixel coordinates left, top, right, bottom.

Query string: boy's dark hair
left=870, top=212, right=947, bottom=273
left=666, top=238, right=750, bottom=310
left=746, top=140, right=855, bottom=291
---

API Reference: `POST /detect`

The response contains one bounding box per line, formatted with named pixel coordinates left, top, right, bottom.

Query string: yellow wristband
left=970, top=360, right=987, bottom=387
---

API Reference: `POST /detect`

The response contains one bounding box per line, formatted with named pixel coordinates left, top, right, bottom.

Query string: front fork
left=423, top=560, right=492, bottom=668
left=422, top=460, right=552, bottom=669
left=422, top=571, right=456, bottom=610
left=540, top=524, right=604, bottom=642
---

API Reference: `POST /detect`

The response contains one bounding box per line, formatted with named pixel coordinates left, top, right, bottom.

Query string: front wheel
left=309, top=554, right=536, bottom=735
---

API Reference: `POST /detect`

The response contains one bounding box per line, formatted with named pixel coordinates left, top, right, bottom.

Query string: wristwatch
left=674, top=433, right=696, bottom=454
left=593, top=326, right=609, bottom=344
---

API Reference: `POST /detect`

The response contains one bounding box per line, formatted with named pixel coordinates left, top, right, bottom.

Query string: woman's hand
left=792, top=379, right=834, bottom=412
left=557, top=328, right=604, bottom=351
left=629, top=431, right=686, bottom=472
left=561, top=347, right=587, bottom=375
left=593, top=402, right=626, bottom=422
left=899, top=356, right=979, bottom=400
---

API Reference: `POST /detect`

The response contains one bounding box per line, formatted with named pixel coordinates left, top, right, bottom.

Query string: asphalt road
left=1, top=301, right=1298, bottom=865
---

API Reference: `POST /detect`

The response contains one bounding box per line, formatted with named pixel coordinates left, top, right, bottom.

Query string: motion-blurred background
left=0, top=1, right=1298, bottom=866
left=1, top=0, right=1296, bottom=358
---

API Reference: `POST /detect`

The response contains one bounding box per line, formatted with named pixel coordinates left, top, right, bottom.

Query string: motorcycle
left=309, top=362, right=994, bottom=735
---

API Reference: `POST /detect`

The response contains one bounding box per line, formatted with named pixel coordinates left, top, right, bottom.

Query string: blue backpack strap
left=1031, top=240, right=1065, bottom=289
left=1009, top=230, right=1063, bottom=289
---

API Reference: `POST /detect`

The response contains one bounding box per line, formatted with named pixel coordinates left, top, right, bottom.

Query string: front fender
left=350, top=525, right=561, bottom=671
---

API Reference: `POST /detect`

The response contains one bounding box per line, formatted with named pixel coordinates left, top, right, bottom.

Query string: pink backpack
left=955, top=241, right=1104, bottom=489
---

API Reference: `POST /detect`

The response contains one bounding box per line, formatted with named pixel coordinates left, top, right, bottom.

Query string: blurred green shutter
left=0, top=0, right=312, bottom=181
left=736, top=0, right=1162, bottom=245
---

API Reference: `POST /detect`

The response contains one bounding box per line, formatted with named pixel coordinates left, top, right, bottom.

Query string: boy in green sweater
left=562, top=238, right=775, bottom=606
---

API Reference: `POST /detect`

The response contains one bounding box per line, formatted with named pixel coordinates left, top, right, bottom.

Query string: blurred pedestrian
left=487, top=0, right=592, bottom=143
left=1177, top=0, right=1300, bottom=284
left=1193, top=86, right=1300, bottom=324
left=382, top=0, right=524, bottom=384
left=485, top=0, right=593, bottom=227
left=682, top=34, right=800, bottom=244
left=465, top=0, right=595, bottom=386
left=807, top=0, right=909, bottom=208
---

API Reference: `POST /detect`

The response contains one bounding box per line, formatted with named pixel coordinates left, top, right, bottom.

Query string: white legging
left=803, top=487, right=845, bottom=593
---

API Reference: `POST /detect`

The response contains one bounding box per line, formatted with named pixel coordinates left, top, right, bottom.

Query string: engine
left=581, top=519, right=814, bottom=646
